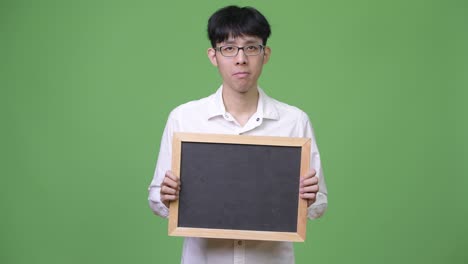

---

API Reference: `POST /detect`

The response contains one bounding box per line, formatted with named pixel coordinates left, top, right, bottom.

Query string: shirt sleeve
left=147, top=111, right=177, bottom=219
left=301, top=111, right=328, bottom=220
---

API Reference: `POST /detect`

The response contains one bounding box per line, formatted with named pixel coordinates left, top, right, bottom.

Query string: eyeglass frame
left=214, top=44, right=265, bottom=57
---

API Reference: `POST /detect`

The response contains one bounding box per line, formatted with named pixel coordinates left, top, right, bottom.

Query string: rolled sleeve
left=147, top=111, right=177, bottom=218
left=148, top=187, right=170, bottom=218
left=301, top=111, right=329, bottom=220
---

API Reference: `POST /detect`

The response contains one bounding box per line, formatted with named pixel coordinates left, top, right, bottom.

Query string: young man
left=148, top=5, right=328, bottom=264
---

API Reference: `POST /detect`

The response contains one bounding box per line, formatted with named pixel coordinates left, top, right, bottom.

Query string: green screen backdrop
left=2, top=0, right=467, bottom=263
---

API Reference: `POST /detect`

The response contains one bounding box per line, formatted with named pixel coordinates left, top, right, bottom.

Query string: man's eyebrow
left=244, top=40, right=259, bottom=44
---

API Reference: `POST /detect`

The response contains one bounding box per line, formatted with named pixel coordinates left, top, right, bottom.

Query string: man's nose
left=235, top=49, right=247, bottom=65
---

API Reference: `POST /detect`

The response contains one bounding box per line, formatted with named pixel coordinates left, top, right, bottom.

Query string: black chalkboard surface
left=168, top=133, right=311, bottom=242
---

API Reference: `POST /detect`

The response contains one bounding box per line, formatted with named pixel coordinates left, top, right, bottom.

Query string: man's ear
left=207, top=48, right=218, bottom=67
left=263, top=46, right=271, bottom=65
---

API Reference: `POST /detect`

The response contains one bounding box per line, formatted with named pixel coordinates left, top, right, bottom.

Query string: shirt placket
left=233, top=240, right=245, bottom=264
left=238, top=115, right=262, bottom=134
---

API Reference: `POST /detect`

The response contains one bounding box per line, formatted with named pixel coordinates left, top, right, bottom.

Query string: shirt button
left=256, top=118, right=260, bottom=121
left=237, top=240, right=243, bottom=246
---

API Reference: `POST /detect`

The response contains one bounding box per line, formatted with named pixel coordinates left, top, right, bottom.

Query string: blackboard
left=168, top=133, right=311, bottom=242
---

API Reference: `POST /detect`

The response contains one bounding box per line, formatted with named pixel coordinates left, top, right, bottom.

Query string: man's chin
left=234, top=84, right=256, bottom=94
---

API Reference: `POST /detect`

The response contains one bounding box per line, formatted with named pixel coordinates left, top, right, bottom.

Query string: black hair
left=207, top=5, right=271, bottom=48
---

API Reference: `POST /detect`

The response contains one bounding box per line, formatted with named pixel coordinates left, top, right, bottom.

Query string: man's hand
left=160, top=170, right=180, bottom=208
left=300, top=169, right=319, bottom=207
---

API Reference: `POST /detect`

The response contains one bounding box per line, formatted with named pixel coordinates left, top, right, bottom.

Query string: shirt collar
left=207, top=85, right=280, bottom=121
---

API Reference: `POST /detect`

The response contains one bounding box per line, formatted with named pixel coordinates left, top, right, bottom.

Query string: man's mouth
left=233, top=72, right=249, bottom=78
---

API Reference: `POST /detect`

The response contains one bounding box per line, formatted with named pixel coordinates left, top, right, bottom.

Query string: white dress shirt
left=148, top=86, right=328, bottom=264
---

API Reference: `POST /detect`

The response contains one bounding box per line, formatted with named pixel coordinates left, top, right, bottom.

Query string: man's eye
left=222, top=46, right=235, bottom=52
left=246, top=46, right=258, bottom=51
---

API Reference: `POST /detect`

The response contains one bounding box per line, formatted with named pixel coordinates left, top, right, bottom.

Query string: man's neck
left=222, top=85, right=259, bottom=127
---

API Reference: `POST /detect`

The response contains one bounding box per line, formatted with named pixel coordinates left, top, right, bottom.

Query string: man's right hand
left=160, top=170, right=180, bottom=208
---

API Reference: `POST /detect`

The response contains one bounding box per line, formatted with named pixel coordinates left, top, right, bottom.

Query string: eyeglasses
left=215, top=45, right=264, bottom=57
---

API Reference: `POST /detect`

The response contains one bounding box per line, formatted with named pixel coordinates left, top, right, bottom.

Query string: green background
left=2, top=0, right=467, bottom=263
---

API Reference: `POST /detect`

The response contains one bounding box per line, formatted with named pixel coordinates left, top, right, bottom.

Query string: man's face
left=208, top=35, right=271, bottom=94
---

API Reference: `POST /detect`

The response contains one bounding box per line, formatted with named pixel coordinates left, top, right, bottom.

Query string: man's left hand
left=300, top=169, right=319, bottom=207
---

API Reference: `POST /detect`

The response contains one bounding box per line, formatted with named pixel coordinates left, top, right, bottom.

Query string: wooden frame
left=168, top=132, right=311, bottom=242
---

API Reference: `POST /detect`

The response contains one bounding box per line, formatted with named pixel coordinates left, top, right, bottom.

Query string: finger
left=161, top=194, right=178, bottom=202
left=163, top=176, right=180, bottom=190
left=301, top=176, right=318, bottom=187
left=302, top=169, right=316, bottom=178
left=300, top=169, right=316, bottom=184
left=300, top=192, right=316, bottom=200
left=161, top=185, right=177, bottom=195
left=300, top=185, right=319, bottom=194
left=165, top=171, right=181, bottom=185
